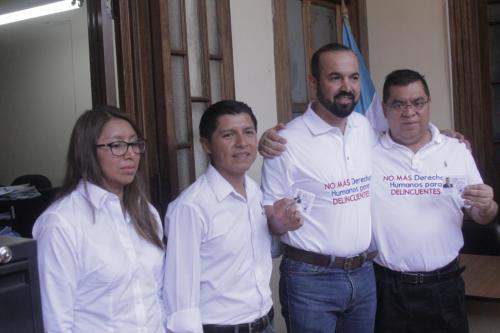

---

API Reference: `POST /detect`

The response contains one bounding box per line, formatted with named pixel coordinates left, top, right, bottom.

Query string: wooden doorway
left=95, top=0, right=235, bottom=215
left=448, top=0, right=500, bottom=254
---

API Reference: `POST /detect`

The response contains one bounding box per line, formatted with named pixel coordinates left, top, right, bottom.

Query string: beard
left=316, top=88, right=357, bottom=119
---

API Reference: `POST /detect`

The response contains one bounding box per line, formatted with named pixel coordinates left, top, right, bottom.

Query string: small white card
left=442, top=176, right=467, bottom=196
left=293, top=188, right=315, bottom=214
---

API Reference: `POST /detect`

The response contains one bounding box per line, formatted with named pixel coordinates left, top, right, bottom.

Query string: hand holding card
left=293, top=188, right=316, bottom=214
left=269, top=197, right=304, bottom=235
left=442, top=176, right=466, bottom=195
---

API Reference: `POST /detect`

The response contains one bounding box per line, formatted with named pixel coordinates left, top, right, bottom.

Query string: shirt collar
left=303, top=102, right=360, bottom=136
left=205, top=164, right=256, bottom=203
left=380, top=122, right=442, bottom=149
left=77, top=180, right=120, bottom=210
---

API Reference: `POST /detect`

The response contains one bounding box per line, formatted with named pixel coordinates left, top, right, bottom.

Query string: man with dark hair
left=261, top=43, right=377, bottom=332
left=372, top=69, right=497, bottom=332
left=382, top=68, right=430, bottom=102
left=164, top=100, right=301, bottom=333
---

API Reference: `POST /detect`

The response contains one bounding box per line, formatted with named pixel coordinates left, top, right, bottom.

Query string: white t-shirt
left=371, top=124, right=482, bottom=272
left=164, top=165, right=272, bottom=333
left=262, top=105, right=374, bottom=257
left=33, top=181, right=165, bottom=333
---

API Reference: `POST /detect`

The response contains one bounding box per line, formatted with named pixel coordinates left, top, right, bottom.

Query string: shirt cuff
left=167, top=308, right=203, bottom=333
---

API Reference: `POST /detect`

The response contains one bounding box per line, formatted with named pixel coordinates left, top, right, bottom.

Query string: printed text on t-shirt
left=383, top=174, right=444, bottom=195
left=323, top=175, right=371, bottom=205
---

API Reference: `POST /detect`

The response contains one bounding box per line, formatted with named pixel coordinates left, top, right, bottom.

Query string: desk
left=461, top=254, right=500, bottom=302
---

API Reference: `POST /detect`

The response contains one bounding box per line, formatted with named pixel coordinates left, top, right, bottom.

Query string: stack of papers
left=0, top=184, right=41, bottom=200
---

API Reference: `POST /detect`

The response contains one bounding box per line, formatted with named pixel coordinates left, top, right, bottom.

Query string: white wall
left=230, top=0, right=278, bottom=182
left=0, top=4, right=91, bottom=186
left=366, top=0, right=453, bottom=129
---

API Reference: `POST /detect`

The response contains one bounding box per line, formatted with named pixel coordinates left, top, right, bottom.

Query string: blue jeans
left=263, top=320, right=275, bottom=333
left=279, top=257, right=376, bottom=333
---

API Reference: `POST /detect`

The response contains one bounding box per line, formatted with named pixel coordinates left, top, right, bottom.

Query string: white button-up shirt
left=33, top=181, right=165, bottom=333
left=164, top=165, right=273, bottom=333
left=262, top=105, right=374, bottom=257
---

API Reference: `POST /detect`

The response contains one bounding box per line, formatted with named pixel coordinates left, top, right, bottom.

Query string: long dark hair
left=58, top=106, right=163, bottom=249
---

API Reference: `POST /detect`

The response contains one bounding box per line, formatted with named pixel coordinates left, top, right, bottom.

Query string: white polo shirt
left=164, top=165, right=272, bottom=333
left=372, top=123, right=482, bottom=272
left=261, top=105, right=374, bottom=257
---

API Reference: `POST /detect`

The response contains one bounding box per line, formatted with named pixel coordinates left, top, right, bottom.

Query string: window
left=273, top=0, right=366, bottom=121
left=110, top=0, right=234, bottom=208
left=167, top=0, right=234, bottom=192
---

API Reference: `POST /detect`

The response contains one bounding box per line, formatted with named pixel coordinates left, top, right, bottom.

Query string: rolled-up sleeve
left=164, top=202, right=204, bottom=333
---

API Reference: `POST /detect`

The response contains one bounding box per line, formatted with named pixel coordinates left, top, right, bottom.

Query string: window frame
left=108, top=0, right=234, bottom=210
left=272, top=0, right=368, bottom=122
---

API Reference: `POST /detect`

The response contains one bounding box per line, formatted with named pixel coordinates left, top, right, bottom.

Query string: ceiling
left=0, top=1, right=62, bottom=15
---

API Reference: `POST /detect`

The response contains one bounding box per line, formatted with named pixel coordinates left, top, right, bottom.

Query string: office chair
left=11, top=175, right=52, bottom=191
left=11, top=188, right=58, bottom=238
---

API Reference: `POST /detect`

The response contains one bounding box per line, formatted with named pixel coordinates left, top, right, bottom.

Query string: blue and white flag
left=342, top=17, right=387, bottom=131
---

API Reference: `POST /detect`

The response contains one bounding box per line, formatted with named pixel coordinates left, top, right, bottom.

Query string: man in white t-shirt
left=371, top=69, right=497, bottom=332
left=164, top=100, right=301, bottom=333
left=261, top=43, right=377, bottom=333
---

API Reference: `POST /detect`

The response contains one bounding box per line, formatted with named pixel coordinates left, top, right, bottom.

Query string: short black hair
left=310, top=43, right=353, bottom=80
left=199, top=100, right=257, bottom=140
left=383, top=69, right=430, bottom=102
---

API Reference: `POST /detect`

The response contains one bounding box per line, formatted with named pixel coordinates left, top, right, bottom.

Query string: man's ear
left=382, top=103, right=389, bottom=118
left=200, top=137, right=211, bottom=155
left=309, top=74, right=318, bottom=100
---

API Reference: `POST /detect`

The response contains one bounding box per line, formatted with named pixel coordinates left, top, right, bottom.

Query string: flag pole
left=341, top=0, right=349, bottom=19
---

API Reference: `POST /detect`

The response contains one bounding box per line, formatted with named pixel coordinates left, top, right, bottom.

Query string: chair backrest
left=11, top=175, right=52, bottom=191
left=12, top=188, right=58, bottom=238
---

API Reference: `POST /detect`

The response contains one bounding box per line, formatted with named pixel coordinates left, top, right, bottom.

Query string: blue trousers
left=279, top=257, right=376, bottom=333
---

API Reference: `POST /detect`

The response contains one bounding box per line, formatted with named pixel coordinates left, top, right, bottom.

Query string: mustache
left=334, top=92, right=355, bottom=100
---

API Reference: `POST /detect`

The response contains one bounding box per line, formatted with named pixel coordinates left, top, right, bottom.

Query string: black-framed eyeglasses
left=388, top=99, right=429, bottom=112
left=96, top=140, right=146, bottom=157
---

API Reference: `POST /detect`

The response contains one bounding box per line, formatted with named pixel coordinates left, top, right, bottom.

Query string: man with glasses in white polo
left=371, top=69, right=497, bottom=332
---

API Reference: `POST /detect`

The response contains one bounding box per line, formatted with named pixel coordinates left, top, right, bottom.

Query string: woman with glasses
left=33, top=106, right=165, bottom=332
